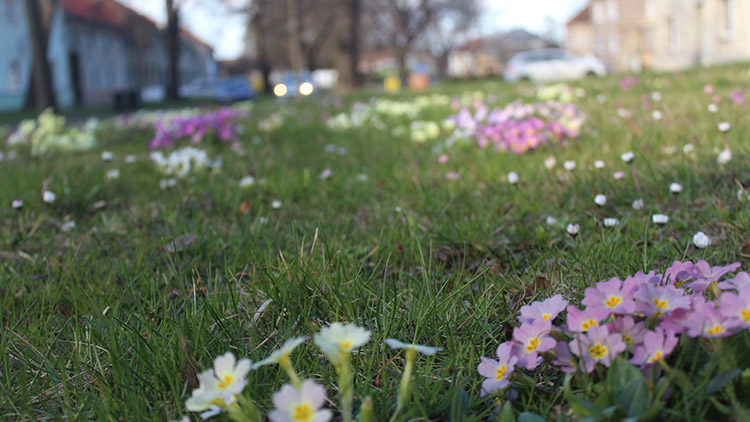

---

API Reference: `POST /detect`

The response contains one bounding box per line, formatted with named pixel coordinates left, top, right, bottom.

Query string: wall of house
left=567, top=23, right=594, bottom=55
left=0, top=0, right=31, bottom=111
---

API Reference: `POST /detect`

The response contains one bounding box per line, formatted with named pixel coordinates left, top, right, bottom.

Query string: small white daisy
left=632, top=198, right=644, bottom=210
left=594, top=194, right=607, bottom=206
left=692, top=232, right=711, bottom=248
left=652, top=214, right=669, bottom=224
left=566, top=224, right=579, bottom=236
left=507, top=172, right=519, bottom=184
left=603, top=218, right=619, bottom=227
left=718, top=122, right=731, bottom=133
left=669, top=183, right=683, bottom=193
left=621, top=152, right=635, bottom=163
left=563, top=160, right=576, bottom=171
left=594, top=160, right=605, bottom=169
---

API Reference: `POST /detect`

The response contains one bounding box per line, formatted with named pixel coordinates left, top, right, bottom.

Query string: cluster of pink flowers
left=618, top=76, right=640, bottom=91
left=448, top=100, right=585, bottom=154
left=149, top=107, right=246, bottom=149
left=479, top=260, right=749, bottom=396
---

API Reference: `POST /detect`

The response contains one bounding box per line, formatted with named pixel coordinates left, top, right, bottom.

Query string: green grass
left=2, top=64, right=750, bottom=421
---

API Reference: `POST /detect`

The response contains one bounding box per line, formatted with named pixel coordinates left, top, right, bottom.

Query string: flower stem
left=337, top=353, right=354, bottom=422
left=279, top=356, right=302, bottom=390
left=390, top=349, right=417, bottom=422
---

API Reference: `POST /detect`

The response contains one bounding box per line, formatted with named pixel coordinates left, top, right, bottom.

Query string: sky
left=117, top=0, right=588, bottom=61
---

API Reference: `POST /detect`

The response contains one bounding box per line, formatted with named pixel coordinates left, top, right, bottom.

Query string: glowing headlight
left=273, top=84, right=288, bottom=97
left=299, top=82, right=314, bottom=96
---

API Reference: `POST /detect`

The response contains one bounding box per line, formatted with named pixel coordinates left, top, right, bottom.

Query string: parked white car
left=504, top=49, right=607, bottom=83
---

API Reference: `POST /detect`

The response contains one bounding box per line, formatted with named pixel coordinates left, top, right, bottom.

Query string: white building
left=0, top=0, right=217, bottom=111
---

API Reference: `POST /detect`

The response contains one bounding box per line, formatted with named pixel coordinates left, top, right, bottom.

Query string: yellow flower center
left=588, top=343, right=608, bottom=359
left=337, top=341, right=352, bottom=351
left=706, top=324, right=724, bottom=335
left=217, top=375, right=234, bottom=390
left=526, top=338, right=540, bottom=352
left=648, top=351, right=664, bottom=363
left=605, top=295, right=622, bottom=308
left=741, top=307, right=750, bottom=323
left=622, top=334, right=632, bottom=347
left=292, top=403, right=314, bottom=421
left=542, top=313, right=552, bottom=321
left=581, top=319, right=598, bottom=331
left=652, top=298, right=668, bottom=310
left=495, top=364, right=507, bottom=380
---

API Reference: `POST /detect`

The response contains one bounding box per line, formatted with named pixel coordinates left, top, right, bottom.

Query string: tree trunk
left=165, top=0, right=180, bottom=101
left=396, top=47, right=408, bottom=85
left=286, top=0, right=304, bottom=73
left=349, top=0, right=361, bottom=87
left=251, top=4, right=273, bottom=95
left=25, top=0, right=56, bottom=113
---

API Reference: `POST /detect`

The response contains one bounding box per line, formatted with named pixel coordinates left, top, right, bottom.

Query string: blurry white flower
left=356, top=173, right=369, bottom=182
left=268, top=380, right=332, bottom=422
left=652, top=214, right=669, bottom=224
left=613, top=171, right=625, bottom=180
left=717, top=149, right=732, bottom=165
left=385, top=338, right=443, bottom=355
left=603, top=218, right=619, bottom=227
left=12, top=199, right=23, bottom=209
left=669, top=183, right=683, bottom=193
left=708, top=104, right=718, bottom=113
left=662, top=146, right=677, bottom=155
left=101, top=151, right=114, bottom=161
left=106, top=169, right=120, bottom=180
left=259, top=216, right=269, bottom=224
left=632, top=198, right=644, bottom=210
left=61, top=219, right=76, bottom=232
left=692, top=232, right=711, bottom=248
left=594, top=160, right=605, bottom=169
left=42, top=190, right=56, bottom=203
left=125, top=154, right=137, bottom=163
left=652, top=110, right=663, bottom=120
left=544, top=156, right=557, bottom=169
left=651, top=92, right=662, bottom=102
left=314, top=322, right=371, bottom=364
left=596, top=94, right=607, bottom=104
left=507, top=172, right=519, bottom=184
left=566, top=224, right=579, bottom=236
left=254, top=337, right=307, bottom=368
left=718, top=122, right=731, bottom=132
left=563, top=160, right=576, bottom=171
left=324, top=144, right=337, bottom=152
left=546, top=216, right=557, bottom=225
left=594, top=194, right=607, bottom=206
left=621, top=152, right=635, bottom=163
left=737, top=188, right=746, bottom=201
left=319, top=168, right=333, bottom=180
left=617, top=108, right=632, bottom=118
left=683, top=143, right=694, bottom=154
left=239, top=176, right=255, bottom=188
left=272, top=200, right=282, bottom=209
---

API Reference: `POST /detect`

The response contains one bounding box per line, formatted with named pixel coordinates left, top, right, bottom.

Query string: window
left=9, top=60, right=20, bottom=91
left=721, top=0, right=734, bottom=38
left=592, top=2, right=605, bottom=23
left=608, top=31, right=619, bottom=53
left=607, top=0, right=618, bottom=21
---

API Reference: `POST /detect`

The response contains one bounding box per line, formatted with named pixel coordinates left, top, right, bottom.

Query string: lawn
left=2, top=64, right=750, bottom=421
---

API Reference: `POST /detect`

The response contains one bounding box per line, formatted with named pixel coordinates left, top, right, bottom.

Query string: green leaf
left=497, top=401, right=514, bottom=422
left=706, top=368, right=742, bottom=395
left=609, top=357, right=648, bottom=418
left=517, top=412, right=546, bottom=422
left=449, top=388, right=469, bottom=422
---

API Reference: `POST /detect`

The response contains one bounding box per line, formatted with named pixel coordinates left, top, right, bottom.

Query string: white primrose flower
left=632, top=198, right=644, bottom=210
left=314, top=322, right=371, bottom=364
left=669, top=183, right=683, bottom=193
left=563, top=160, right=576, bottom=171
left=185, top=352, right=252, bottom=416
left=566, top=224, right=579, bottom=236
left=254, top=337, right=307, bottom=368
left=239, top=176, right=255, bottom=188
left=717, top=149, right=732, bottom=165
left=718, top=122, right=731, bottom=133
left=269, top=380, right=332, bottom=422
left=692, top=232, right=711, bottom=249
left=507, top=172, right=519, bottom=184
left=42, top=190, right=56, bottom=203
left=594, top=194, right=607, bottom=206
left=385, top=338, right=443, bottom=356
left=652, top=214, right=669, bottom=224
left=603, top=218, right=620, bottom=227
left=621, top=152, right=635, bottom=163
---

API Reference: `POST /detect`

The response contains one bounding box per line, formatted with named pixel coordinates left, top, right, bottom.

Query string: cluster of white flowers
left=150, top=147, right=221, bottom=178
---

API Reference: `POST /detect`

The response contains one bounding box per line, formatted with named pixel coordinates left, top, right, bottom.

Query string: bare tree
left=24, top=0, right=57, bottom=113
left=165, top=0, right=180, bottom=100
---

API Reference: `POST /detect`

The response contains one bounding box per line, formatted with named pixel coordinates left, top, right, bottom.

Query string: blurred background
left=1, top=0, right=748, bottom=114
